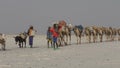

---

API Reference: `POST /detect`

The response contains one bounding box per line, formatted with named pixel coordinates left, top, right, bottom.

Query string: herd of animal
left=74, top=26, right=120, bottom=44
left=0, top=20, right=120, bottom=51
left=49, top=20, right=120, bottom=47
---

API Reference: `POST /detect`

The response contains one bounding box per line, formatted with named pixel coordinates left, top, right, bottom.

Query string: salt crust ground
left=0, top=35, right=120, bottom=68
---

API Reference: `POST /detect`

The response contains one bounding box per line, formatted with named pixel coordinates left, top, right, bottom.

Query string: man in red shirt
left=50, top=24, right=59, bottom=49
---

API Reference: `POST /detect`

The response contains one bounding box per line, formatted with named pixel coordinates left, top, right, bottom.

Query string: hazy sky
left=0, top=0, right=120, bottom=34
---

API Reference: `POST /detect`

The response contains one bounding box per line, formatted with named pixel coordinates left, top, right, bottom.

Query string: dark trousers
left=29, top=36, right=34, bottom=48
left=53, top=37, right=58, bottom=49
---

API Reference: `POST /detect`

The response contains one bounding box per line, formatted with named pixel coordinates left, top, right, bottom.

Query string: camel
left=73, top=25, right=83, bottom=44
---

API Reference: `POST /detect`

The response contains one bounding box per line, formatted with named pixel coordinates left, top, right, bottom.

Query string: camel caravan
left=0, top=20, right=120, bottom=50
left=47, top=20, right=120, bottom=49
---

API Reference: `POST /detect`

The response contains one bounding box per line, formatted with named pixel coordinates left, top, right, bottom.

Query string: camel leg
left=100, top=35, right=103, bottom=42
left=24, top=40, right=26, bottom=48
left=107, top=35, right=110, bottom=41
left=95, top=35, right=97, bottom=43
left=86, top=35, right=90, bottom=43
left=86, top=35, right=89, bottom=43
left=63, top=37, right=67, bottom=46
left=89, top=35, right=91, bottom=43
left=77, top=36, right=79, bottom=44
left=79, top=35, right=81, bottom=44
left=61, top=37, right=64, bottom=46
left=69, top=35, right=71, bottom=45
left=93, top=36, right=95, bottom=43
left=1, top=43, right=5, bottom=51
left=93, top=35, right=96, bottom=43
left=58, top=37, right=62, bottom=46
left=64, top=35, right=68, bottom=45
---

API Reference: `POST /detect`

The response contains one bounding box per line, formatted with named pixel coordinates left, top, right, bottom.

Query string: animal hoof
left=65, top=43, right=67, bottom=45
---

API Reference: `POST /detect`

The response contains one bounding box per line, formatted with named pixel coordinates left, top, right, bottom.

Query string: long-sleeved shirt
left=50, top=27, right=58, bottom=37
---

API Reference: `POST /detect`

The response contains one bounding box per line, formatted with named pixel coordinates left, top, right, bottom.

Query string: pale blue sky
left=0, top=0, right=120, bottom=34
